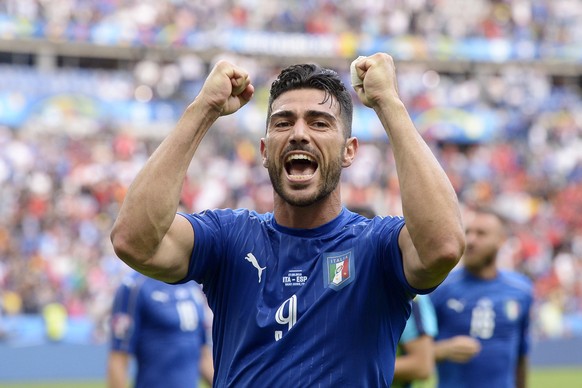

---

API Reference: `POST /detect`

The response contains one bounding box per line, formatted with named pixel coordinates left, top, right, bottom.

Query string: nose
left=290, top=120, right=309, bottom=144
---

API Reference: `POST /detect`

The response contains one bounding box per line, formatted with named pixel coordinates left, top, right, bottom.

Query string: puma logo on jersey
left=245, top=253, right=266, bottom=283
left=446, top=298, right=465, bottom=313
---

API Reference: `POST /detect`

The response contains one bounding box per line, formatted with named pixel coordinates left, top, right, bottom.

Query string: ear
left=342, top=137, right=358, bottom=167
left=260, top=138, right=268, bottom=167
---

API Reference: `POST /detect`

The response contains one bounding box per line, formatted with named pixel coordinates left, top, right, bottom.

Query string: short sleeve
left=109, top=279, right=141, bottom=354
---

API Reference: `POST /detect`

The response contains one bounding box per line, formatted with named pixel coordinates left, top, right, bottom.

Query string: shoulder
left=498, top=270, right=534, bottom=296
left=181, top=208, right=271, bottom=226
left=118, top=271, right=146, bottom=291
left=182, top=280, right=205, bottom=300
left=111, top=272, right=148, bottom=313
left=343, top=209, right=405, bottom=239
left=345, top=207, right=403, bottom=224
left=429, top=269, right=465, bottom=300
left=436, top=268, right=466, bottom=288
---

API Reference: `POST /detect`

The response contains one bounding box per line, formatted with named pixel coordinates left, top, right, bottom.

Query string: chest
left=208, top=233, right=401, bottom=341
left=140, top=286, right=203, bottom=333
left=437, top=285, right=526, bottom=340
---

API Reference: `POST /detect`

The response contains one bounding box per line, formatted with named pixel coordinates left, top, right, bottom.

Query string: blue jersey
left=429, top=268, right=533, bottom=388
left=178, top=207, right=426, bottom=387
left=392, top=295, right=438, bottom=388
left=110, top=272, right=209, bottom=388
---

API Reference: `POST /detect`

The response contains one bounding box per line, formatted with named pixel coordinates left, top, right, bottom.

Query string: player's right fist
left=198, top=60, right=254, bottom=116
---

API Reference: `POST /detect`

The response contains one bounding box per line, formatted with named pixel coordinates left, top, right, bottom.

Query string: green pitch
left=527, top=367, right=582, bottom=388
left=0, top=369, right=579, bottom=388
left=413, top=367, right=582, bottom=388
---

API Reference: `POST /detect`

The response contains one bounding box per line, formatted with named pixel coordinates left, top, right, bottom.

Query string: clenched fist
left=351, top=53, right=400, bottom=109
left=197, top=60, right=255, bottom=116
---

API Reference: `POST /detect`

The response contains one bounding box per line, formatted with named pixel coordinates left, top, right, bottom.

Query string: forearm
left=375, top=99, right=464, bottom=275
left=107, top=352, right=130, bottom=388
left=393, top=353, right=432, bottom=381
left=394, top=336, right=434, bottom=382
left=433, top=339, right=452, bottom=362
left=107, top=368, right=127, bottom=388
left=111, top=100, right=220, bottom=266
left=433, top=336, right=481, bottom=363
left=199, top=345, right=214, bottom=385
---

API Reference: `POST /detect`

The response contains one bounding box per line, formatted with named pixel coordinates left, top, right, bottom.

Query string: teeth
left=288, top=174, right=313, bottom=180
left=285, top=154, right=314, bottom=163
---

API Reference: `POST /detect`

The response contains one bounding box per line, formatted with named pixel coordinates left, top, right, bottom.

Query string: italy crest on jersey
left=505, top=299, right=520, bottom=321
left=323, top=250, right=355, bottom=291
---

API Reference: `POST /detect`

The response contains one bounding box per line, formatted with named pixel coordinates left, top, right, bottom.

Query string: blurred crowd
left=0, top=0, right=581, bottom=343
left=1, top=0, right=581, bottom=47
left=0, top=61, right=581, bottom=342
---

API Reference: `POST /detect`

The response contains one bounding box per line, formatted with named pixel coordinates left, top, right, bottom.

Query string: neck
left=273, top=192, right=342, bottom=229
left=465, top=264, right=498, bottom=280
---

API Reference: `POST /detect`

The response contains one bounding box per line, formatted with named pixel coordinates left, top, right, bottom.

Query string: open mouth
left=285, top=153, right=318, bottom=181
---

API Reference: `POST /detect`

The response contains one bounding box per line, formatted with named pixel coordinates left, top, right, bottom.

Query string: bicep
left=399, top=225, right=450, bottom=290
left=141, top=214, right=194, bottom=283
left=398, top=225, right=425, bottom=289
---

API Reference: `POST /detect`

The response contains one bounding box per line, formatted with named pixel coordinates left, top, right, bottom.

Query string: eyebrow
left=269, top=109, right=338, bottom=123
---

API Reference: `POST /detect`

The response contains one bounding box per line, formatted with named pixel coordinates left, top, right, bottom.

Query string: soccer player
left=392, top=294, right=438, bottom=388
left=110, top=53, right=465, bottom=386
left=107, top=271, right=213, bottom=388
left=430, top=207, right=533, bottom=388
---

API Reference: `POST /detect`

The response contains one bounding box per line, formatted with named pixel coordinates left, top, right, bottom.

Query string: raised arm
left=352, top=53, right=465, bottom=289
left=110, top=61, right=254, bottom=282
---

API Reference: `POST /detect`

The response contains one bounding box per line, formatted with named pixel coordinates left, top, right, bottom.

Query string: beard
left=267, top=151, right=343, bottom=207
left=463, top=248, right=496, bottom=271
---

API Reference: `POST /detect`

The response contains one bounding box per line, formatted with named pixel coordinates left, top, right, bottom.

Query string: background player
left=107, top=270, right=213, bottom=388
left=430, top=207, right=533, bottom=388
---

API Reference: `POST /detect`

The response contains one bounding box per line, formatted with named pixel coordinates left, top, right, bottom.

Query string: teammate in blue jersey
left=392, top=294, right=438, bottom=388
left=107, top=271, right=213, bottom=388
left=430, top=207, right=533, bottom=388
left=111, top=53, right=465, bottom=386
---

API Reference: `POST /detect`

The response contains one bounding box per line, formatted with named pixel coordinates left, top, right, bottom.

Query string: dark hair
left=472, top=205, right=509, bottom=234
left=267, top=64, right=353, bottom=137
